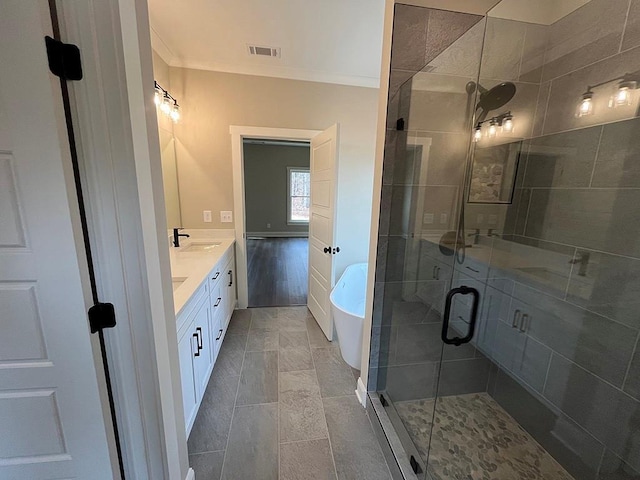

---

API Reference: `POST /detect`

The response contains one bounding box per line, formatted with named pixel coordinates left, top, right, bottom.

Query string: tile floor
left=188, top=307, right=393, bottom=480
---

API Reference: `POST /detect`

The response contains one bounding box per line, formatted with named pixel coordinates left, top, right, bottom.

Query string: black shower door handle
left=441, top=286, right=480, bottom=346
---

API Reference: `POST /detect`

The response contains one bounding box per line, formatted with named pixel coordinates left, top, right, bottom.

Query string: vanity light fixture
left=611, top=80, right=637, bottom=107
left=473, top=111, right=514, bottom=143
left=154, top=80, right=181, bottom=123
left=576, top=90, right=594, bottom=117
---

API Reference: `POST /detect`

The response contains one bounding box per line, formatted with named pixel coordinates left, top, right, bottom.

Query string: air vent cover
left=247, top=45, right=281, bottom=58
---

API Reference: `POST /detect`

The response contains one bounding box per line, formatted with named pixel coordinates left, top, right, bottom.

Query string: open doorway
left=243, top=139, right=310, bottom=307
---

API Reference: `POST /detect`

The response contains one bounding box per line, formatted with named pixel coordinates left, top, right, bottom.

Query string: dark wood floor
left=247, top=237, right=308, bottom=307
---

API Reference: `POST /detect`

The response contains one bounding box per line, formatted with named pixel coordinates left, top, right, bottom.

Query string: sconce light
left=473, top=111, right=514, bottom=143
left=611, top=80, right=637, bottom=108
left=576, top=90, right=594, bottom=117
left=154, top=80, right=181, bottom=123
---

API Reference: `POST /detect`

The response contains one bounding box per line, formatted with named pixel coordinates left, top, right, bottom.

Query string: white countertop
left=168, top=237, right=235, bottom=317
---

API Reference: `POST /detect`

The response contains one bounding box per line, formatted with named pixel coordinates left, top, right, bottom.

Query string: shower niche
left=370, top=2, right=640, bottom=480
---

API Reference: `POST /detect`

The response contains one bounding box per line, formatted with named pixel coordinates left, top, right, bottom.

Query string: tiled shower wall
left=370, top=1, right=640, bottom=479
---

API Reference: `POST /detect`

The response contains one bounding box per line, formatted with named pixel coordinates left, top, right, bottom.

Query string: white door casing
left=307, top=124, right=340, bottom=340
left=0, top=2, right=117, bottom=479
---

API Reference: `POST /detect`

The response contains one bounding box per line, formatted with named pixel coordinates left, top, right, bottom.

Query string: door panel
left=307, top=124, right=339, bottom=340
left=0, top=2, right=116, bottom=478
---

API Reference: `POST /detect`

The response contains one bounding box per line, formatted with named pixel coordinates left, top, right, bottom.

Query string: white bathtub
left=330, top=263, right=368, bottom=369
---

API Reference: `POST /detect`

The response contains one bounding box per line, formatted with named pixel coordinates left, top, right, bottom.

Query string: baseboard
left=247, top=231, right=308, bottom=238
left=185, top=467, right=195, bottom=480
left=355, top=377, right=367, bottom=408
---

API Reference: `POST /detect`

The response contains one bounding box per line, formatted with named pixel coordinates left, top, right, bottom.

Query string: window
left=287, top=167, right=310, bottom=223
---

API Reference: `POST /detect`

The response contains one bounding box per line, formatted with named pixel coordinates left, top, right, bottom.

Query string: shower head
left=476, top=82, right=517, bottom=112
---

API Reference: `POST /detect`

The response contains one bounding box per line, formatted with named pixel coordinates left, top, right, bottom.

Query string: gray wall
left=244, top=143, right=310, bottom=236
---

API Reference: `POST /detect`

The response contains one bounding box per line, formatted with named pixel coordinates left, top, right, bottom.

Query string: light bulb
left=160, top=94, right=172, bottom=115
left=154, top=88, right=161, bottom=106
left=611, top=81, right=635, bottom=108
left=170, top=103, right=180, bottom=122
left=488, top=120, right=498, bottom=138
left=473, top=126, right=482, bottom=143
left=576, top=92, right=594, bottom=117
left=502, top=115, right=514, bottom=133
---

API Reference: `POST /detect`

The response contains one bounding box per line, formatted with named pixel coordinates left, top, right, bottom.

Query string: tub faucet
left=173, top=228, right=190, bottom=247
left=467, top=228, right=481, bottom=245
left=569, top=251, right=590, bottom=276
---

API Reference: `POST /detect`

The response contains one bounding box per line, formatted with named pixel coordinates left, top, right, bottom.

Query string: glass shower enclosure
left=369, top=1, right=640, bottom=479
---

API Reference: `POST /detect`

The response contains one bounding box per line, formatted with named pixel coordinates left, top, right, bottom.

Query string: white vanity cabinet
left=176, top=245, right=236, bottom=435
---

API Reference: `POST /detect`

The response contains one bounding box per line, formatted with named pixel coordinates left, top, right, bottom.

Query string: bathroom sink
left=180, top=241, right=221, bottom=253
left=171, top=277, right=187, bottom=291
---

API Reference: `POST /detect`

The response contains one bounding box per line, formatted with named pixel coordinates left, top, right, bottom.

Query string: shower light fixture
left=576, top=91, right=594, bottom=117
left=154, top=81, right=181, bottom=123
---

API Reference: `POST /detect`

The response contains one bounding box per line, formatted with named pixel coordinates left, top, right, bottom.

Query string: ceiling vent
left=247, top=45, right=281, bottom=58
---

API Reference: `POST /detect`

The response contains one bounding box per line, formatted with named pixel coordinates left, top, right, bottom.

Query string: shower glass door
left=372, top=1, right=640, bottom=480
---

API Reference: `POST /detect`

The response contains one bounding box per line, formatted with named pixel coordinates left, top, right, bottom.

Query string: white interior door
left=307, top=124, right=339, bottom=340
left=0, top=2, right=117, bottom=478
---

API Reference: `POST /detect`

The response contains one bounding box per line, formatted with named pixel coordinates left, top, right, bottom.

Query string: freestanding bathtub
left=330, top=263, right=368, bottom=369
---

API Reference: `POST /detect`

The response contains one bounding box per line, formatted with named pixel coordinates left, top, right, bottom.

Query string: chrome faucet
left=173, top=228, right=190, bottom=247
left=569, top=251, right=590, bottom=276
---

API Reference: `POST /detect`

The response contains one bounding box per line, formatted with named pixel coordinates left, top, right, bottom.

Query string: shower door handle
left=441, top=286, right=480, bottom=346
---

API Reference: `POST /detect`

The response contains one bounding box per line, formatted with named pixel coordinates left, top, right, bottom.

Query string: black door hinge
left=45, top=36, right=83, bottom=81
left=88, top=303, right=117, bottom=334
left=410, top=455, right=423, bottom=474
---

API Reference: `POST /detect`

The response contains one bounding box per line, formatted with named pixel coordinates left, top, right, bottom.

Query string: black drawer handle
left=465, top=266, right=480, bottom=273
left=193, top=333, right=200, bottom=357
left=196, top=327, right=203, bottom=349
left=441, top=286, right=479, bottom=346
left=214, top=297, right=221, bottom=307
left=212, top=272, right=220, bottom=280
left=228, top=270, right=233, bottom=286
left=216, top=329, right=223, bottom=341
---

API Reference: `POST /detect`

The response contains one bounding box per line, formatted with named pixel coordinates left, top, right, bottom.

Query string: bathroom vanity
left=169, top=237, right=236, bottom=434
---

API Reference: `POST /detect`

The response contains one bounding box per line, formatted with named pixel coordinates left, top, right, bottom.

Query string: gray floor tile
left=306, top=316, right=332, bottom=348
left=227, top=309, right=251, bottom=335
left=188, top=373, right=240, bottom=454
left=280, top=331, right=313, bottom=372
left=189, top=450, right=224, bottom=480
left=214, top=334, right=247, bottom=378
left=236, top=350, right=278, bottom=405
left=246, top=329, right=279, bottom=351
left=250, top=307, right=279, bottom=331
left=323, top=396, right=391, bottom=480
left=278, top=306, right=311, bottom=331
left=222, top=404, right=278, bottom=480
left=279, top=371, right=328, bottom=442
left=312, top=347, right=356, bottom=397
left=280, top=439, right=337, bottom=480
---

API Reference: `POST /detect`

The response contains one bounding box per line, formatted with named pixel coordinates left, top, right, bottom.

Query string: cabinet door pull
left=520, top=313, right=529, bottom=332
left=216, top=329, right=223, bottom=341
left=466, top=266, right=480, bottom=273
left=212, top=271, right=220, bottom=280
left=193, top=333, right=200, bottom=357
left=214, top=297, right=222, bottom=307
left=512, top=309, right=521, bottom=328
left=195, top=327, right=203, bottom=349
left=228, top=270, right=233, bottom=287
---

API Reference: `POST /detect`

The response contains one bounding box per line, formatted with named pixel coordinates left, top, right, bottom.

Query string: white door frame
left=230, top=126, right=321, bottom=309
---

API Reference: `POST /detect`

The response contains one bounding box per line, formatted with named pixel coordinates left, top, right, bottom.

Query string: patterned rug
left=395, top=393, right=574, bottom=480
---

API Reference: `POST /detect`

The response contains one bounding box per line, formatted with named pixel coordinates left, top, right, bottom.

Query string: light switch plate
left=220, top=211, right=233, bottom=223
left=423, top=213, right=434, bottom=224
left=203, top=210, right=212, bottom=223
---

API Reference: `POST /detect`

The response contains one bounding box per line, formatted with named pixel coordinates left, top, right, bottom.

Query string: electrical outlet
left=220, top=211, right=233, bottom=223
left=266, top=223, right=271, bottom=229
left=203, top=210, right=212, bottom=223
left=423, top=213, right=434, bottom=224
